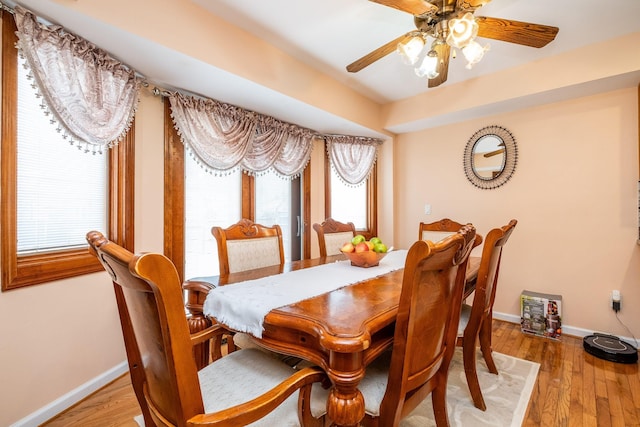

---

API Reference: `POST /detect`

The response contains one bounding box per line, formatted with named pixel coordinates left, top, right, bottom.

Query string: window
left=16, top=62, right=109, bottom=254
left=184, top=159, right=241, bottom=279
left=1, top=13, right=134, bottom=290
left=164, top=102, right=311, bottom=281
left=328, top=167, right=367, bottom=230
left=180, top=156, right=305, bottom=279
left=325, top=159, right=377, bottom=238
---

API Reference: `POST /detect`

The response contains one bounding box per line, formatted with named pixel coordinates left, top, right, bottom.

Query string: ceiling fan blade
left=484, top=148, right=505, bottom=158
left=476, top=17, right=559, bottom=48
left=346, top=32, right=417, bottom=73
left=428, top=43, right=450, bottom=88
left=369, top=0, right=438, bottom=16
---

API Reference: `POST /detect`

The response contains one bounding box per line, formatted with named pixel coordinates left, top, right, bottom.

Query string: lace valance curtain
left=14, top=6, right=140, bottom=153
left=326, top=135, right=383, bottom=186
left=169, top=93, right=315, bottom=178
left=11, top=4, right=382, bottom=171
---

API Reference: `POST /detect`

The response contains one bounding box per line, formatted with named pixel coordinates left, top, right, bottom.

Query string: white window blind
left=16, top=60, right=108, bottom=254
left=184, top=154, right=242, bottom=279
left=330, top=167, right=367, bottom=230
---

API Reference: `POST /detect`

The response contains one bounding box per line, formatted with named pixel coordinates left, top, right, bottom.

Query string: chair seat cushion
left=465, top=256, right=481, bottom=283
left=309, top=350, right=393, bottom=418
left=309, top=379, right=328, bottom=418
left=458, top=303, right=472, bottom=336
left=233, top=332, right=269, bottom=352
left=358, top=350, right=393, bottom=416
left=233, top=332, right=305, bottom=367
left=199, top=348, right=302, bottom=426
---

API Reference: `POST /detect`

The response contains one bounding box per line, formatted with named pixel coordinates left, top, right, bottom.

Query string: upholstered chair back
left=419, top=218, right=483, bottom=248
left=313, top=218, right=356, bottom=257
left=212, top=219, right=285, bottom=276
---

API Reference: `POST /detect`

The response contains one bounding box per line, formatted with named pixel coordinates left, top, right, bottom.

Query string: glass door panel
left=255, top=171, right=302, bottom=262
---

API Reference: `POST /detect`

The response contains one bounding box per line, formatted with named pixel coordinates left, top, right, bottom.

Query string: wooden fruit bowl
left=341, top=250, right=387, bottom=268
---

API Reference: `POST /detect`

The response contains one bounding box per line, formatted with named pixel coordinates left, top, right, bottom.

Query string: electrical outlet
left=424, top=204, right=432, bottom=215
left=611, top=290, right=621, bottom=312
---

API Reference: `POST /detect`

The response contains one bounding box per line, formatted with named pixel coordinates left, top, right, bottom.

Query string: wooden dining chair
left=86, top=231, right=327, bottom=427
left=312, top=218, right=356, bottom=257
left=456, top=219, right=517, bottom=411
left=419, top=218, right=483, bottom=287
left=310, top=224, right=477, bottom=426
left=419, top=217, right=483, bottom=248
left=212, top=218, right=285, bottom=277
left=211, top=219, right=285, bottom=353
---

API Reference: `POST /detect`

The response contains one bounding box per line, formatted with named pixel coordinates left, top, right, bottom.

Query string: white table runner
left=203, top=249, right=408, bottom=338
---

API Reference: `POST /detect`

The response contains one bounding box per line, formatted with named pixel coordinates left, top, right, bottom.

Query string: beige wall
left=0, top=273, right=123, bottom=425
left=0, top=91, right=165, bottom=426
left=393, top=87, right=640, bottom=337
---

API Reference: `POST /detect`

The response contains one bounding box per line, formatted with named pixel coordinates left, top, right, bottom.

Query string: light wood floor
left=41, top=320, right=640, bottom=427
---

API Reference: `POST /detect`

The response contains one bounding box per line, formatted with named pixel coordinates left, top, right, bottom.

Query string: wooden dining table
left=183, top=253, right=480, bottom=427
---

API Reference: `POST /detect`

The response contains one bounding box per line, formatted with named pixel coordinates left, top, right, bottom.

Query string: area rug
left=134, top=349, right=539, bottom=427
left=401, top=348, right=540, bottom=427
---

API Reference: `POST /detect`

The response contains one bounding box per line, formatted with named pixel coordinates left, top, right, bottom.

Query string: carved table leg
left=188, top=314, right=213, bottom=369
left=183, top=280, right=216, bottom=369
left=326, top=352, right=366, bottom=427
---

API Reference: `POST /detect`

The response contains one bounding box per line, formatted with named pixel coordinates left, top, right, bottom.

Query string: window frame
left=324, top=156, right=378, bottom=239
left=0, top=12, right=134, bottom=291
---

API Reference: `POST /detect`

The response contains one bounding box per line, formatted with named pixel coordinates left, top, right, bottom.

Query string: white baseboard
left=493, top=311, right=638, bottom=345
left=10, top=361, right=128, bottom=427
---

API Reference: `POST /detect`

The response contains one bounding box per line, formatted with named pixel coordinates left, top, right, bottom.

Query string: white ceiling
left=6, top=0, right=640, bottom=137
left=191, top=0, right=640, bottom=104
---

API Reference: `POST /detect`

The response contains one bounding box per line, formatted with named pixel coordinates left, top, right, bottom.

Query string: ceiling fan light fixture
left=446, top=12, right=478, bottom=49
left=414, top=49, right=439, bottom=79
left=462, top=40, right=490, bottom=69
left=397, top=35, right=425, bottom=65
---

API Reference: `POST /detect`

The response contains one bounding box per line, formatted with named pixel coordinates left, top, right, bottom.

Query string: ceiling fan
left=347, top=0, right=559, bottom=88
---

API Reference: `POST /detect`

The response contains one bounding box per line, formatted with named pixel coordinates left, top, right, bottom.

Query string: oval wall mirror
left=463, top=125, right=518, bottom=189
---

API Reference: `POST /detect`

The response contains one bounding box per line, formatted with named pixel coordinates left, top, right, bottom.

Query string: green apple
left=370, top=237, right=382, bottom=245
left=373, top=243, right=387, bottom=253
left=351, top=234, right=366, bottom=245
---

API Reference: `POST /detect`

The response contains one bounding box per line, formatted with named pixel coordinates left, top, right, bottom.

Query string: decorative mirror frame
left=463, top=125, right=518, bottom=189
